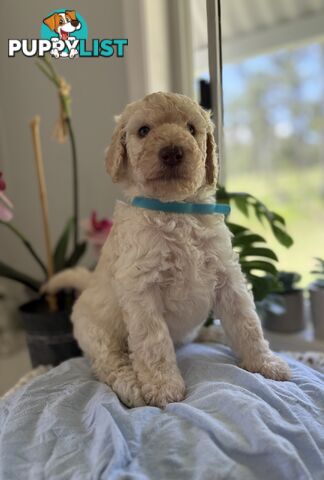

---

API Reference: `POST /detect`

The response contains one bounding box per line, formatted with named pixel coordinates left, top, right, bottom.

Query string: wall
left=0, top=1, right=130, bottom=282
left=121, top=0, right=173, bottom=101
left=0, top=0, right=183, bottom=295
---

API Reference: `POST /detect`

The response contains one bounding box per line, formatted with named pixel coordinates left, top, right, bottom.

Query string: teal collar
left=131, top=196, right=231, bottom=215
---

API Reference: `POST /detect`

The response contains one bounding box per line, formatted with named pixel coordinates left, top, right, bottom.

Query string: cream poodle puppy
left=46, top=92, right=291, bottom=408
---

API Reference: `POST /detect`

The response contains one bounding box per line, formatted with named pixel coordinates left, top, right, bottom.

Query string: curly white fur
left=45, top=92, right=291, bottom=408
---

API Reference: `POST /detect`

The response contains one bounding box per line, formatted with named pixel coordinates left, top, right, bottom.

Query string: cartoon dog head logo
left=41, top=9, right=88, bottom=58
left=8, top=11, right=127, bottom=59
left=43, top=10, right=81, bottom=41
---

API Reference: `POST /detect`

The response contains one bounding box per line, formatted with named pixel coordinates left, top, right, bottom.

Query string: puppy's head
left=43, top=11, right=80, bottom=39
left=105, top=92, right=218, bottom=201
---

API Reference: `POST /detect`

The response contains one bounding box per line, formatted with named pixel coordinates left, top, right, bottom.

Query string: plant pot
left=309, top=284, right=324, bottom=340
left=263, top=290, right=305, bottom=333
left=19, top=297, right=82, bottom=368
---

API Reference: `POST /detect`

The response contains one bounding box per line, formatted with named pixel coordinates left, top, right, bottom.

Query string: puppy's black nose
left=71, top=20, right=79, bottom=27
left=159, top=145, right=184, bottom=167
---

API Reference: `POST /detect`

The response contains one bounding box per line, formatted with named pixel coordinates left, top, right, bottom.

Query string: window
left=191, top=0, right=324, bottom=286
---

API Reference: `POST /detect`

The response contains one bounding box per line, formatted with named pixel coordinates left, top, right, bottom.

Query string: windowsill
left=264, top=300, right=324, bottom=353
left=264, top=327, right=324, bottom=353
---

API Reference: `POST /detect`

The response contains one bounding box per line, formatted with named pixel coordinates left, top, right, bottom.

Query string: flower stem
left=65, top=117, right=79, bottom=248
left=0, top=220, right=47, bottom=276
left=36, top=56, right=79, bottom=250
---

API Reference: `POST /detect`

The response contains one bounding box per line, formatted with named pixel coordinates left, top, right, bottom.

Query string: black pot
left=263, top=290, right=305, bottom=333
left=20, top=297, right=82, bottom=368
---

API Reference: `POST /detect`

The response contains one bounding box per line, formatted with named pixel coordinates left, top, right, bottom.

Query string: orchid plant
left=0, top=57, right=112, bottom=294
left=81, top=212, right=113, bottom=257
left=0, top=169, right=112, bottom=292
left=0, top=173, right=13, bottom=222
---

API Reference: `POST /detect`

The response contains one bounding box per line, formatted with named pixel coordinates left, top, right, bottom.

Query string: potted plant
left=205, top=186, right=293, bottom=326
left=262, top=271, right=305, bottom=333
left=216, top=186, right=293, bottom=302
left=0, top=57, right=112, bottom=368
left=309, top=258, right=324, bottom=340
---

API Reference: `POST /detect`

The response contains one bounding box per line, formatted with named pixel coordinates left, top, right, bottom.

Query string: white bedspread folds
left=1, top=343, right=323, bottom=480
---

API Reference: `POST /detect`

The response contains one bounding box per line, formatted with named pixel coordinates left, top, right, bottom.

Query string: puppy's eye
left=188, top=123, right=196, bottom=136
left=59, top=19, right=64, bottom=24
left=138, top=126, right=150, bottom=138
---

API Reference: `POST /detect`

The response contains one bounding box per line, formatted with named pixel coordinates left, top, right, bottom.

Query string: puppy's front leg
left=215, top=257, right=291, bottom=381
left=50, top=48, right=60, bottom=58
left=121, top=289, right=185, bottom=407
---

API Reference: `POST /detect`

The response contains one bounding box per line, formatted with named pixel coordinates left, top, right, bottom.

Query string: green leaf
left=0, top=220, right=47, bottom=275
left=272, top=212, right=286, bottom=226
left=314, top=257, right=324, bottom=264
left=239, top=247, right=278, bottom=261
left=249, top=274, right=280, bottom=301
left=233, top=233, right=266, bottom=248
left=240, top=260, right=277, bottom=276
left=64, top=242, right=87, bottom=268
left=227, top=222, right=248, bottom=235
left=277, top=271, right=301, bottom=290
left=233, top=196, right=249, bottom=217
left=0, top=261, right=41, bottom=292
left=249, top=275, right=273, bottom=302
left=312, top=257, right=324, bottom=275
left=254, top=204, right=265, bottom=225
left=216, top=186, right=229, bottom=202
left=230, top=192, right=251, bottom=200
left=54, top=217, right=74, bottom=272
left=270, top=224, right=293, bottom=248
left=218, top=184, right=293, bottom=250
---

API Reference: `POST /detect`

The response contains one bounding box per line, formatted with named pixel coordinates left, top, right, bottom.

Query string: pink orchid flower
left=81, top=211, right=113, bottom=256
left=0, top=172, right=13, bottom=222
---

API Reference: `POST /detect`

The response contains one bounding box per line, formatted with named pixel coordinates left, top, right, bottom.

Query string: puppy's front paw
left=51, top=49, right=59, bottom=58
left=141, top=375, right=186, bottom=408
left=109, top=378, right=146, bottom=408
left=69, top=48, right=79, bottom=58
left=242, top=354, right=291, bottom=381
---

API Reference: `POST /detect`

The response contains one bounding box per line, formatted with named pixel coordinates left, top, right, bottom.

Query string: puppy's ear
left=65, top=10, right=77, bottom=20
left=205, top=122, right=219, bottom=187
left=105, top=118, right=127, bottom=183
left=43, top=13, right=59, bottom=31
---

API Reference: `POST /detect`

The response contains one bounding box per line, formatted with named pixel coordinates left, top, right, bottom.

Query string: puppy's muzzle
left=159, top=145, right=184, bottom=167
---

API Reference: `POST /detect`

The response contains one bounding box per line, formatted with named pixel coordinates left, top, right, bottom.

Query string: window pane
left=224, top=44, right=324, bottom=287
left=190, top=1, right=324, bottom=287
